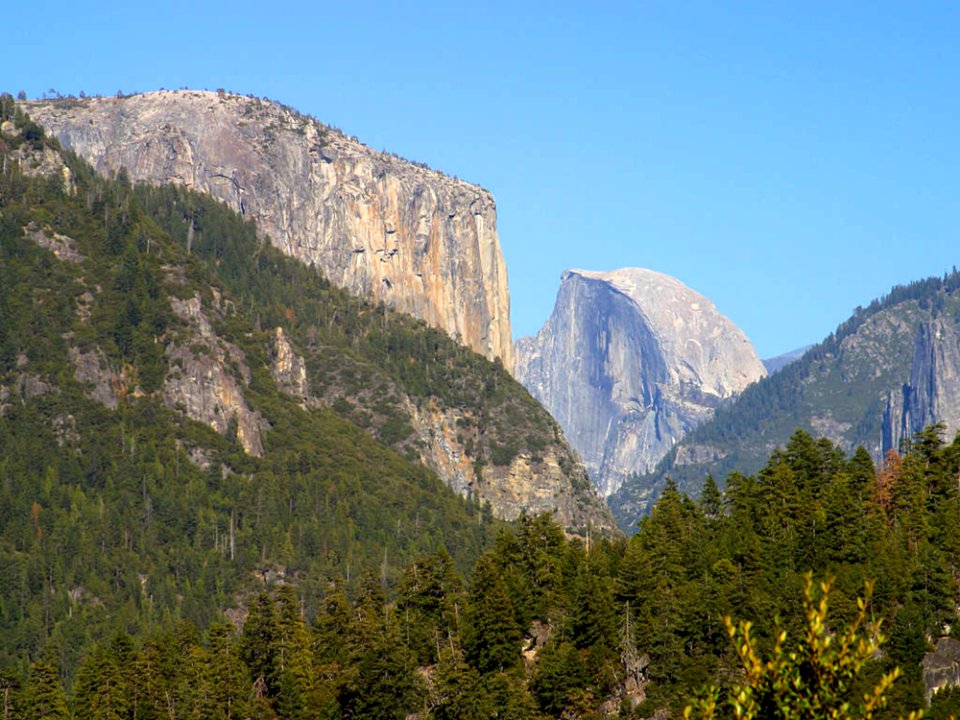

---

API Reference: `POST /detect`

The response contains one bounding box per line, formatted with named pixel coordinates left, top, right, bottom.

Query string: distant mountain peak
left=516, top=267, right=766, bottom=497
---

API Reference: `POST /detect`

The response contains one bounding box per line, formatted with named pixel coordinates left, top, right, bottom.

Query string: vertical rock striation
left=515, top=268, right=766, bottom=496
left=883, top=316, right=960, bottom=452
left=24, top=90, right=513, bottom=369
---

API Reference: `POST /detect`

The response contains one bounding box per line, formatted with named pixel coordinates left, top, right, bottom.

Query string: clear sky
left=5, top=2, right=959, bottom=357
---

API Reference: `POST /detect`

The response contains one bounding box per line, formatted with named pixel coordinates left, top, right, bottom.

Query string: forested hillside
left=128, top=180, right=610, bottom=530
left=0, top=95, right=501, bottom=678
left=6, top=425, right=960, bottom=719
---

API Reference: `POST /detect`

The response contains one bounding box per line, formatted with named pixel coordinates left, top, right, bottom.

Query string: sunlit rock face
left=25, top=90, right=513, bottom=370
left=515, top=268, right=766, bottom=496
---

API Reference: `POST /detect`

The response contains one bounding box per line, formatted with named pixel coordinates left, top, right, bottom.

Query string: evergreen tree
left=699, top=474, right=723, bottom=519
left=240, top=592, right=277, bottom=697
left=463, top=556, right=521, bottom=674
left=205, top=623, right=253, bottom=720
left=23, top=661, right=71, bottom=720
left=428, top=646, right=490, bottom=720
left=272, top=586, right=313, bottom=720
left=73, top=635, right=134, bottom=720
left=531, top=641, right=587, bottom=716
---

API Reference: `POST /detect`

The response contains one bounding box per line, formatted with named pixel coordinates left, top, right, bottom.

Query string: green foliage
left=684, top=575, right=920, bottom=720
left=0, top=109, right=494, bottom=682
left=463, top=556, right=521, bottom=674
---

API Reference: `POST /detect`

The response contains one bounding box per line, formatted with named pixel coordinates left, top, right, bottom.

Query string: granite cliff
left=515, top=268, right=766, bottom=497
left=24, top=90, right=513, bottom=370
left=883, top=316, right=960, bottom=453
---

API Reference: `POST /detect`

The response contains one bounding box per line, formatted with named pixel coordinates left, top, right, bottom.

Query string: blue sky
left=5, top=2, right=959, bottom=357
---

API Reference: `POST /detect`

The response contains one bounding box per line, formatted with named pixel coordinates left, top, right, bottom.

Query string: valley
left=3, top=87, right=960, bottom=720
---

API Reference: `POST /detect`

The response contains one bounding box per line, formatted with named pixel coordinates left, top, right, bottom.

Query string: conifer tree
left=240, top=591, right=277, bottom=697
left=699, top=475, right=723, bottom=519
left=206, top=623, right=253, bottom=720
left=73, top=636, right=134, bottom=720
left=428, top=646, right=490, bottom=720
left=23, top=661, right=71, bottom=720
left=463, top=556, right=521, bottom=674
left=273, top=586, right=313, bottom=720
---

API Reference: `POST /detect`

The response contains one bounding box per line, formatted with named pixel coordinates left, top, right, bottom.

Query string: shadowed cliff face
left=24, top=90, right=513, bottom=370
left=884, top=317, right=960, bottom=452
left=515, top=268, right=766, bottom=496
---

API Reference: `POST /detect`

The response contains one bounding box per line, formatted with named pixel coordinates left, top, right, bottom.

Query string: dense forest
left=5, top=426, right=960, bottom=719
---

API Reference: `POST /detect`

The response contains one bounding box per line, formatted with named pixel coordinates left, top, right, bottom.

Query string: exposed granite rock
left=397, top=399, right=613, bottom=531
left=69, top=347, right=120, bottom=410
left=271, top=327, right=309, bottom=400
left=515, top=268, right=766, bottom=496
left=405, top=401, right=477, bottom=498
left=884, top=317, right=960, bottom=453
left=0, top=373, right=55, bottom=416
left=25, top=223, right=84, bottom=263
left=12, top=140, right=74, bottom=192
left=164, top=294, right=265, bottom=456
left=923, top=637, right=960, bottom=703
left=25, top=90, right=513, bottom=370
left=52, top=413, right=80, bottom=449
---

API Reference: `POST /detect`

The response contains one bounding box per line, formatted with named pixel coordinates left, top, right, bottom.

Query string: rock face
left=399, top=401, right=611, bottom=528
left=164, top=294, right=266, bottom=457
left=923, top=637, right=960, bottom=703
left=24, top=90, right=513, bottom=370
left=884, top=317, right=960, bottom=453
left=515, top=268, right=766, bottom=496
left=271, top=327, right=309, bottom=401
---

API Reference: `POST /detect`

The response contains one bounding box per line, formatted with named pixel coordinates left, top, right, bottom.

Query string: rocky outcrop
left=883, top=316, right=960, bottom=453
left=70, top=347, right=120, bottom=410
left=164, top=294, right=265, bottom=456
left=270, top=327, right=309, bottom=400
left=26, top=223, right=84, bottom=263
left=515, top=268, right=766, bottom=496
left=24, top=91, right=513, bottom=370
left=923, top=637, right=960, bottom=703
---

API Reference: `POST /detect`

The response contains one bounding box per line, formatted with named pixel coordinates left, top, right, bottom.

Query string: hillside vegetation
left=5, top=422, right=960, bottom=719
left=0, top=94, right=499, bottom=676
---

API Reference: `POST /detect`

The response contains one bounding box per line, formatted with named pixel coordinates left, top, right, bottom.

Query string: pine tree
left=699, top=475, right=723, bottom=519
left=531, top=641, right=587, bottom=716
left=273, top=586, right=313, bottom=720
left=73, top=636, right=134, bottom=720
left=23, top=661, right=71, bottom=720
left=240, top=591, right=277, bottom=697
left=206, top=623, right=253, bottom=720
left=463, top=556, right=521, bottom=674
left=428, top=646, right=490, bottom=720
